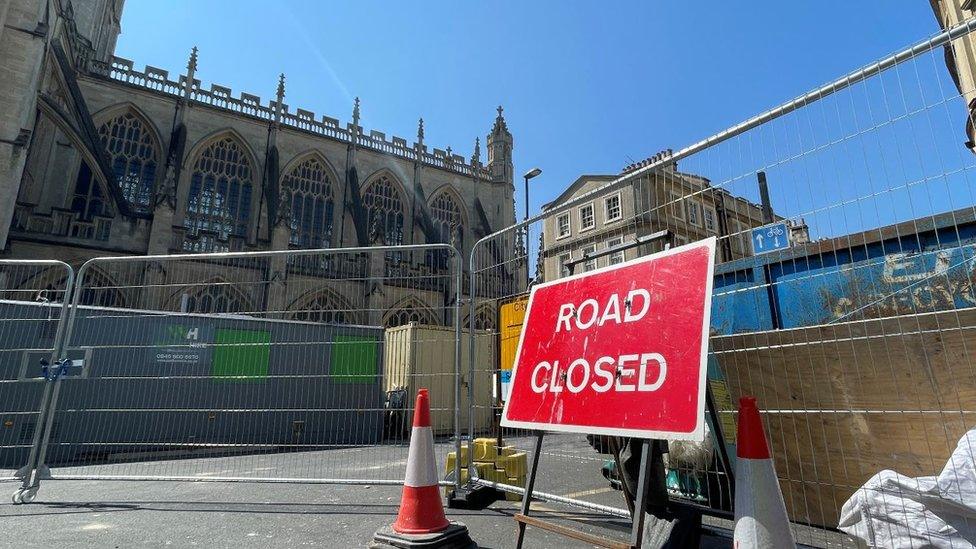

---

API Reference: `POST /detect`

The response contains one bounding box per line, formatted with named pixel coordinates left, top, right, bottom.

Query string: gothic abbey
left=0, top=0, right=517, bottom=328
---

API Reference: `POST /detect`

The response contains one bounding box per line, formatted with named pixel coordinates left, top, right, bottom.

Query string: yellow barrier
left=445, top=438, right=527, bottom=502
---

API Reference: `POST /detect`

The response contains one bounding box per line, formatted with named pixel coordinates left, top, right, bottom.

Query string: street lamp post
left=523, top=167, right=542, bottom=222
left=522, top=168, right=542, bottom=287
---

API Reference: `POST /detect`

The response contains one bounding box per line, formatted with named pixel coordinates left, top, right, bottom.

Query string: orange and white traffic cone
left=733, top=396, right=796, bottom=549
left=371, top=388, right=475, bottom=548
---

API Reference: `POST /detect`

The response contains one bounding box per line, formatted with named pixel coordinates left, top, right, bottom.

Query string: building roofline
left=82, top=55, right=494, bottom=181
left=542, top=174, right=616, bottom=211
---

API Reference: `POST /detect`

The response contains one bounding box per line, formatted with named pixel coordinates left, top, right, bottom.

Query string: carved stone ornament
left=153, top=166, right=177, bottom=209
left=276, top=187, right=292, bottom=226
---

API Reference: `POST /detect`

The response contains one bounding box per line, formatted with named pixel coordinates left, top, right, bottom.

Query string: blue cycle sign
left=751, top=222, right=791, bottom=255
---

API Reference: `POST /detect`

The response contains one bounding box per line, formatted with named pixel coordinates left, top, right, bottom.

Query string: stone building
left=0, top=0, right=516, bottom=329
left=931, top=0, right=976, bottom=151
left=538, top=150, right=773, bottom=281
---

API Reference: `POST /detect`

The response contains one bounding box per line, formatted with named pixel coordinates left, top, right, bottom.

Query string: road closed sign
left=500, top=237, right=716, bottom=441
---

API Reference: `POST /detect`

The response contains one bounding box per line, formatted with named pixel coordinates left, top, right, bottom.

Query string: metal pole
left=629, top=439, right=653, bottom=549
left=452, top=247, right=463, bottom=491
left=515, top=431, right=545, bottom=549
left=27, top=260, right=91, bottom=495
left=757, top=171, right=773, bottom=224
left=15, top=261, right=74, bottom=499
left=467, top=244, right=478, bottom=483
left=523, top=175, right=530, bottom=288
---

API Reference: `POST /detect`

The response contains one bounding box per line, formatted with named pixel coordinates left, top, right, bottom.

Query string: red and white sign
left=500, top=237, right=716, bottom=441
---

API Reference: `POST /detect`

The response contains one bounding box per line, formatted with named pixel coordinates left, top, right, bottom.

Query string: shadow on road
left=10, top=499, right=508, bottom=518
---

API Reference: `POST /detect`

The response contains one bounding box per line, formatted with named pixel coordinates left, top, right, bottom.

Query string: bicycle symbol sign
left=751, top=222, right=791, bottom=255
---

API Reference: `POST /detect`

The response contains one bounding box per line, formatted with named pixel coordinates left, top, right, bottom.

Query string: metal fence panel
left=22, top=245, right=462, bottom=490
left=0, top=260, right=73, bottom=484
left=468, top=18, right=976, bottom=548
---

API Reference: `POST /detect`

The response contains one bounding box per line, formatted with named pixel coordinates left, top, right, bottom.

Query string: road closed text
left=503, top=238, right=715, bottom=439
left=530, top=289, right=667, bottom=394
left=530, top=353, right=666, bottom=393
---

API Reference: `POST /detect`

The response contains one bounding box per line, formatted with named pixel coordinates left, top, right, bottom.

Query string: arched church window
left=183, top=136, right=253, bottom=251
left=183, top=283, right=250, bottom=314
left=384, top=302, right=438, bottom=328
left=362, top=175, right=404, bottom=246
left=70, top=162, right=107, bottom=220
left=427, top=190, right=465, bottom=270
left=465, top=306, right=496, bottom=331
left=430, top=191, right=465, bottom=251
left=97, top=112, right=159, bottom=212
left=282, top=157, right=334, bottom=248
left=77, top=268, right=126, bottom=308
left=290, top=290, right=357, bottom=325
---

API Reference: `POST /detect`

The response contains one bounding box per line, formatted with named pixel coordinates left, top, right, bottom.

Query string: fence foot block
left=446, top=483, right=497, bottom=510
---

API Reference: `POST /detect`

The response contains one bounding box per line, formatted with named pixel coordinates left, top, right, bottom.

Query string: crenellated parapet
left=86, top=55, right=494, bottom=180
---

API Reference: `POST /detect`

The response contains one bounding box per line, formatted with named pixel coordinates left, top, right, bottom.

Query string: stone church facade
left=0, top=0, right=516, bottom=329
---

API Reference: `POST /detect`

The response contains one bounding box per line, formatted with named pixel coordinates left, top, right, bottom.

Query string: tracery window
left=430, top=191, right=464, bottom=251
left=17, top=267, right=114, bottom=306
left=465, top=306, right=496, bottom=331
left=71, top=162, right=107, bottom=220
left=283, top=157, right=334, bottom=248
left=183, top=136, right=253, bottom=251
left=362, top=175, right=404, bottom=246
left=77, top=268, right=126, bottom=308
left=384, top=301, right=437, bottom=328
left=97, top=112, right=159, bottom=212
left=428, top=190, right=465, bottom=270
left=183, top=283, right=250, bottom=314
left=290, top=290, right=357, bottom=325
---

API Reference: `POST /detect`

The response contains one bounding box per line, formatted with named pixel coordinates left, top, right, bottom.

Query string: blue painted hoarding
left=710, top=214, right=976, bottom=335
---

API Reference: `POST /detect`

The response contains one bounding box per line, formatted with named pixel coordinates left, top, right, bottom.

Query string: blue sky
left=115, top=1, right=954, bottom=227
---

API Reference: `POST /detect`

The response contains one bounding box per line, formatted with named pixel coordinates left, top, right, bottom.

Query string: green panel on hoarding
left=212, top=329, right=271, bottom=381
left=331, top=335, right=378, bottom=383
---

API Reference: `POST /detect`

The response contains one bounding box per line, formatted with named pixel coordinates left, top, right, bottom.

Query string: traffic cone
left=733, top=396, right=796, bottom=549
left=371, top=388, right=476, bottom=549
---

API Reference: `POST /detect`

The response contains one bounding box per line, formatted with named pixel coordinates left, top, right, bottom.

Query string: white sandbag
left=838, top=429, right=976, bottom=548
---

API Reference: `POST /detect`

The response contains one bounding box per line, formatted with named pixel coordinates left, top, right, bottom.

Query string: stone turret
left=71, top=0, right=126, bottom=63
left=487, top=106, right=513, bottom=186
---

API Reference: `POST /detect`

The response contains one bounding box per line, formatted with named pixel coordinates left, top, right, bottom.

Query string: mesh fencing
left=468, top=17, right=976, bottom=547
left=17, top=245, right=464, bottom=488
left=5, top=16, right=976, bottom=548
left=0, top=261, right=73, bottom=482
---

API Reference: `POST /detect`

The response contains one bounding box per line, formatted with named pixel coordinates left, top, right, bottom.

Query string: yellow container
left=444, top=446, right=471, bottom=473
left=487, top=467, right=511, bottom=484
left=496, top=452, right=527, bottom=479
left=472, top=438, right=500, bottom=462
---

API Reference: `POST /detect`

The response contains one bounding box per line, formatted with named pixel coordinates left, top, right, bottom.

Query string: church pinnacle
left=486, top=105, right=513, bottom=185
left=182, top=46, right=199, bottom=99
left=187, top=46, right=198, bottom=75
left=276, top=73, right=286, bottom=103
left=491, top=104, right=509, bottom=136
left=273, top=73, right=286, bottom=124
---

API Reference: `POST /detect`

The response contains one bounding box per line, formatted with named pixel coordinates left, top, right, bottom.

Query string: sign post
left=501, top=237, right=717, bottom=548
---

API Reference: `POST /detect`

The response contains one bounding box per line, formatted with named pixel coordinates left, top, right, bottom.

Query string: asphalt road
left=0, top=433, right=853, bottom=548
